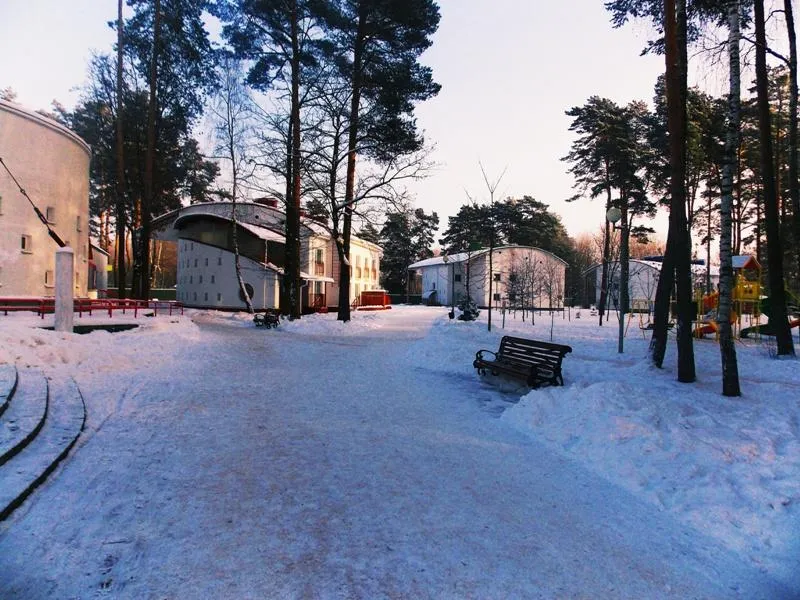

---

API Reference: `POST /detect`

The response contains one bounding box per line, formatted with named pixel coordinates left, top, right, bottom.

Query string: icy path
left=0, top=309, right=789, bottom=598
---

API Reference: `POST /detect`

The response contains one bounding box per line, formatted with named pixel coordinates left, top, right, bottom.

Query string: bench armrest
left=475, top=349, right=497, bottom=361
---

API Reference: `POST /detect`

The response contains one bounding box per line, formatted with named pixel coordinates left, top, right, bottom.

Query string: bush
left=457, top=298, right=480, bottom=321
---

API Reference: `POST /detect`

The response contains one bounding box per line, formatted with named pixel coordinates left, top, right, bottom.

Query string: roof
left=0, top=99, right=91, bottom=156
left=409, top=252, right=472, bottom=269
left=732, top=255, right=760, bottom=270
left=583, top=259, right=720, bottom=278
left=408, top=245, right=568, bottom=270
left=238, top=222, right=285, bottom=242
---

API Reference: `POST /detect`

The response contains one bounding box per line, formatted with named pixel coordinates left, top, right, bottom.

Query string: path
left=0, top=309, right=788, bottom=598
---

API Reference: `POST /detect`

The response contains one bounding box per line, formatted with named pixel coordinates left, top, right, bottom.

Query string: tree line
left=42, top=0, right=440, bottom=323
left=568, top=0, right=798, bottom=396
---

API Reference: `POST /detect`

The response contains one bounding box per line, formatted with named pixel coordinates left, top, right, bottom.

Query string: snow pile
left=493, top=313, right=800, bottom=581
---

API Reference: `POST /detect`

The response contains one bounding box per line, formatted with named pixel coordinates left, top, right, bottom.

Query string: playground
left=691, top=255, right=800, bottom=341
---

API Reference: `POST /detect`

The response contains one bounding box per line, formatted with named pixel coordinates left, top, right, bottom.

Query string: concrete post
left=55, top=247, right=74, bottom=333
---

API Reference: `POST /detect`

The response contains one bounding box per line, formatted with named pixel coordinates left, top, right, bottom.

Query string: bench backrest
left=498, top=336, right=572, bottom=370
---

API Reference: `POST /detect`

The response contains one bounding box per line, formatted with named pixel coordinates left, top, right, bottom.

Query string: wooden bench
left=473, top=335, right=572, bottom=388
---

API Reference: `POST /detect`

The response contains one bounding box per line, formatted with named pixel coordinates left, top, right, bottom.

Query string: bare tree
left=478, top=163, right=507, bottom=332
left=208, top=56, right=258, bottom=313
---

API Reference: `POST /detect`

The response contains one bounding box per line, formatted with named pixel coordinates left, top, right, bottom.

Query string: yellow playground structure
left=694, top=255, right=762, bottom=338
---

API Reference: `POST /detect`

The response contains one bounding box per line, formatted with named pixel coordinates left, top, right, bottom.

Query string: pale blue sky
left=1, top=0, right=673, bottom=239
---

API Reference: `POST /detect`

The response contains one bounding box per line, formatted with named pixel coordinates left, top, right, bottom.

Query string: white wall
left=0, top=100, right=90, bottom=296
left=176, top=239, right=279, bottom=310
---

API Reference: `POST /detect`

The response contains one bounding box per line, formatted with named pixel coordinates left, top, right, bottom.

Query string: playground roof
left=732, top=255, right=760, bottom=270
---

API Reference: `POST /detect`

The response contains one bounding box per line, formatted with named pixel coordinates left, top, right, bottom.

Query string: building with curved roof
left=152, top=199, right=382, bottom=311
left=0, top=100, right=91, bottom=296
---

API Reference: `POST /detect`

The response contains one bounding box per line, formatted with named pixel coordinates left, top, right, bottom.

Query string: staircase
left=0, top=364, right=86, bottom=521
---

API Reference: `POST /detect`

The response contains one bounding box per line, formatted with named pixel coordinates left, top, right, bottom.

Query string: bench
left=254, top=311, right=280, bottom=328
left=473, top=335, right=572, bottom=388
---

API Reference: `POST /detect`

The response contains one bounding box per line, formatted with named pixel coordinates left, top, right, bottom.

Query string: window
left=204, top=292, right=208, bottom=301
left=45, top=206, right=56, bottom=223
left=218, top=257, right=222, bottom=266
left=194, top=259, right=198, bottom=267
left=193, top=292, right=197, bottom=301
left=493, top=293, right=501, bottom=301
left=76, top=216, right=82, bottom=232
left=199, top=275, right=203, bottom=284
left=21, top=235, right=32, bottom=253
left=494, top=273, right=501, bottom=281
left=45, top=270, right=54, bottom=286
left=211, top=275, right=215, bottom=284
left=190, top=275, right=193, bottom=284
left=217, top=293, right=222, bottom=302
left=454, top=274, right=462, bottom=282
left=205, top=257, right=208, bottom=266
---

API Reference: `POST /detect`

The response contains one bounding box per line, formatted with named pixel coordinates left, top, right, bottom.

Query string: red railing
left=0, top=297, right=184, bottom=319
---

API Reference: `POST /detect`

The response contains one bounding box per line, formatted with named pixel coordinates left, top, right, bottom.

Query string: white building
left=0, top=99, right=91, bottom=296
left=583, top=258, right=720, bottom=311
left=152, top=200, right=382, bottom=311
left=409, top=245, right=568, bottom=310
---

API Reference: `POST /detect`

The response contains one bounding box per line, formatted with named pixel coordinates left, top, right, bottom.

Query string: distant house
left=0, top=99, right=91, bottom=296
left=151, top=199, right=382, bottom=312
left=583, top=257, right=721, bottom=311
left=408, top=245, right=568, bottom=310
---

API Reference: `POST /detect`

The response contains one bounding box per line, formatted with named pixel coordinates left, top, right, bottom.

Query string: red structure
left=357, top=290, right=392, bottom=310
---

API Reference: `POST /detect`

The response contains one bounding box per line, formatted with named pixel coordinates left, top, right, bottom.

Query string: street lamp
left=606, top=206, right=626, bottom=354
left=442, top=253, right=455, bottom=319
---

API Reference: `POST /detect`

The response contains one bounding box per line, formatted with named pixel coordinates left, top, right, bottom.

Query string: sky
left=0, top=0, right=716, bottom=241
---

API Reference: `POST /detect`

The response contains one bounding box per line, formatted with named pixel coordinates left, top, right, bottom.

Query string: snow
left=0, top=305, right=798, bottom=598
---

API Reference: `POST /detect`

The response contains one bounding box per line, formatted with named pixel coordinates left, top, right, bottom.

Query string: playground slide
left=740, top=318, right=800, bottom=339
left=694, top=322, right=718, bottom=337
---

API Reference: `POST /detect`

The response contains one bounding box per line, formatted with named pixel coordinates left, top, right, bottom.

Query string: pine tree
left=319, top=0, right=441, bottom=322
left=754, top=0, right=795, bottom=355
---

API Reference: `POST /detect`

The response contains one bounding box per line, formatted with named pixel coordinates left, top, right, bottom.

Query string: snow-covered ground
left=0, top=305, right=797, bottom=598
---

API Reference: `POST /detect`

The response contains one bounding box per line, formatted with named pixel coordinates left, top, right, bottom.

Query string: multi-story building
left=152, top=199, right=382, bottom=311
left=409, top=245, right=568, bottom=310
left=0, top=100, right=90, bottom=296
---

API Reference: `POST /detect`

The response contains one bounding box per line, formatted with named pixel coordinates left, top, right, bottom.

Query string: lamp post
left=606, top=206, right=626, bottom=354
left=442, top=253, right=455, bottom=318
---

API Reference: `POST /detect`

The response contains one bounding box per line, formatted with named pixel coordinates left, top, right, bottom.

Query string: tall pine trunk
left=598, top=180, right=612, bottom=326
left=338, top=8, right=367, bottom=322
left=651, top=0, right=696, bottom=379
left=115, top=0, right=127, bottom=299
left=785, top=0, right=800, bottom=282
left=284, top=0, right=303, bottom=319
left=718, top=0, right=742, bottom=397
left=755, top=0, right=795, bottom=355
left=139, top=0, right=160, bottom=300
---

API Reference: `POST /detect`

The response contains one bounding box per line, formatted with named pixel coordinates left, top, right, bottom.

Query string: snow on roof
left=583, top=259, right=720, bottom=278
left=408, top=252, right=471, bottom=269
left=409, top=246, right=567, bottom=270
left=238, top=222, right=285, bottom=242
